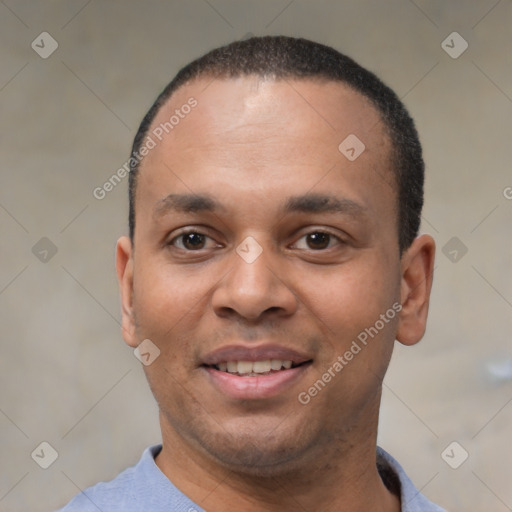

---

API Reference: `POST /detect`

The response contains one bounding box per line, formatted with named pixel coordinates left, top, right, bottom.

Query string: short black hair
left=128, top=35, right=424, bottom=252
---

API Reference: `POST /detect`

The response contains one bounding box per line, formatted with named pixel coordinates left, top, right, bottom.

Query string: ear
left=116, top=236, right=138, bottom=348
left=396, top=234, right=436, bottom=346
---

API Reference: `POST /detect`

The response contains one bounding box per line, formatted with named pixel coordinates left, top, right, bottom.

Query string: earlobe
left=116, top=236, right=138, bottom=347
left=396, top=234, right=436, bottom=346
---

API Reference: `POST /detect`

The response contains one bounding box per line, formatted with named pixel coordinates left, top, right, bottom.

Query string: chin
left=194, top=421, right=317, bottom=477
left=162, top=402, right=326, bottom=477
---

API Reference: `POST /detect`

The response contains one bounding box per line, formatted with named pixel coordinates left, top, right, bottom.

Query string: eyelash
left=169, top=230, right=219, bottom=251
left=168, top=228, right=345, bottom=251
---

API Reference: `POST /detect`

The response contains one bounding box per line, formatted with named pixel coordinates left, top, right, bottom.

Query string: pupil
left=308, top=232, right=329, bottom=249
left=184, top=233, right=204, bottom=249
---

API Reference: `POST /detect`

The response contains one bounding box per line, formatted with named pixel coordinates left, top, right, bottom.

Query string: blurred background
left=1, top=1, right=511, bottom=511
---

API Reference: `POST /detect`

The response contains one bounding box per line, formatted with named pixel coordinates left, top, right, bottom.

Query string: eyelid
left=291, top=228, right=346, bottom=249
left=167, top=227, right=219, bottom=250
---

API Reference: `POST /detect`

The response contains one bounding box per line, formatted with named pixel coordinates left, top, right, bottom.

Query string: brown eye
left=182, top=233, right=205, bottom=249
left=171, top=232, right=208, bottom=250
left=306, top=232, right=331, bottom=250
left=293, top=230, right=343, bottom=251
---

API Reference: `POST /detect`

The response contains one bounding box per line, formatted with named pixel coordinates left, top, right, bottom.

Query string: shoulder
left=55, top=445, right=160, bottom=512
left=377, top=447, right=447, bottom=512
left=55, top=444, right=204, bottom=512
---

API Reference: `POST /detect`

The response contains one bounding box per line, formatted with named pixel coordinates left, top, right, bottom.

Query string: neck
left=155, top=413, right=401, bottom=512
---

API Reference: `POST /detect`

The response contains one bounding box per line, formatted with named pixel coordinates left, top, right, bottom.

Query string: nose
left=211, top=237, right=298, bottom=322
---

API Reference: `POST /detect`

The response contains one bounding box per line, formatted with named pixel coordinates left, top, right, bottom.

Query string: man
left=58, top=36, right=443, bottom=511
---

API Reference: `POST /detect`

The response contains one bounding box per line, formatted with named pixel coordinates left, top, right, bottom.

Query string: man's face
left=119, top=77, right=406, bottom=473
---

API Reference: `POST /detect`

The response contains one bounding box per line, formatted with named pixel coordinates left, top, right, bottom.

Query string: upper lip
left=201, top=344, right=313, bottom=366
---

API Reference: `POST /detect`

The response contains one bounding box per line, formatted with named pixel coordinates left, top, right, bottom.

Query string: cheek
left=298, top=262, right=399, bottom=417
left=132, top=261, right=213, bottom=395
left=301, top=255, right=399, bottom=335
left=132, top=257, right=213, bottom=339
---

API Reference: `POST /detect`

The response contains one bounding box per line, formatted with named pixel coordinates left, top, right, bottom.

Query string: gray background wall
left=1, top=1, right=511, bottom=511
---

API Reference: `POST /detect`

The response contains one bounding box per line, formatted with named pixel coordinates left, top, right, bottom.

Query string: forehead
left=137, top=76, right=395, bottom=222
left=149, top=75, right=388, bottom=153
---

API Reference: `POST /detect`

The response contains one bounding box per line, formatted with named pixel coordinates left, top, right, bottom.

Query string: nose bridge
left=212, top=234, right=297, bottom=320
left=231, top=234, right=276, bottom=298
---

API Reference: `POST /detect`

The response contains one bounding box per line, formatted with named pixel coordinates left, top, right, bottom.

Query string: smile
left=207, top=359, right=307, bottom=376
left=203, top=361, right=312, bottom=400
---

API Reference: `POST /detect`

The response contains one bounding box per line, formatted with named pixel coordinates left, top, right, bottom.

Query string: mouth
left=204, top=359, right=311, bottom=377
left=201, top=346, right=313, bottom=400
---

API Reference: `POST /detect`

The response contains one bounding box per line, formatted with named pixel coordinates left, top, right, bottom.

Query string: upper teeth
left=217, top=360, right=293, bottom=374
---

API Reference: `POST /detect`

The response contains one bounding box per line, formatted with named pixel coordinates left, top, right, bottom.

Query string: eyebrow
left=153, top=193, right=227, bottom=218
left=153, top=192, right=366, bottom=219
left=283, top=193, right=367, bottom=217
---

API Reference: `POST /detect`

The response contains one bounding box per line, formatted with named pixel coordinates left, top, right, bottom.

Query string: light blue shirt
left=56, top=444, right=446, bottom=511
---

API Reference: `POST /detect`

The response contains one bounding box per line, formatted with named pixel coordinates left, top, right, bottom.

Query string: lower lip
left=204, top=364, right=311, bottom=400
